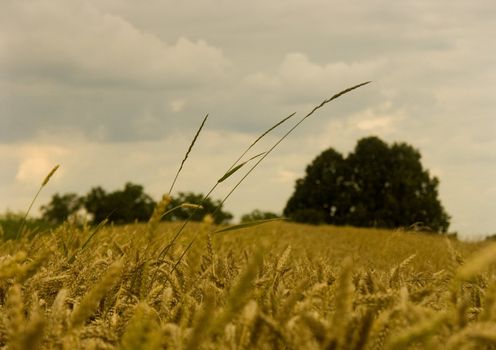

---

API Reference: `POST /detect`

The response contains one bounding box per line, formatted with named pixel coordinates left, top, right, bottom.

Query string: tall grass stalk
left=212, top=81, right=371, bottom=217
left=154, top=112, right=296, bottom=266
left=173, top=81, right=371, bottom=270
left=16, top=164, right=59, bottom=239
left=168, top=114, right=209, bottom=196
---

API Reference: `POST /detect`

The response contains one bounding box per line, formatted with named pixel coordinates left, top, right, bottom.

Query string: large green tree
left=284, top=136, right=450, bottom=232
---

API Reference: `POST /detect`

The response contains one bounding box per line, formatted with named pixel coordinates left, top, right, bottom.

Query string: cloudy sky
left=1, top=0, right=495, bottom=238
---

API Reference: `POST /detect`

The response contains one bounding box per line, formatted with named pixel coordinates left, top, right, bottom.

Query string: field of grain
left=1, top=220, right=496, bottom=350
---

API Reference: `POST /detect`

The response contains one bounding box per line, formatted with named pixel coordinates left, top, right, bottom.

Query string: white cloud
left=16, top=158, right=53, bottom=184
left=278, top=53, right=381, bottom=86
left=13, top=145, right=66, bottom=185
left=274, top=169, right=300, bottom=184
left=351, top=103, right=404, bottom=134
left=355, top=116, right=395, bottom=132
left=243, top=53, right=384, bottom=105
left=169, top=99, right=187, bottom=112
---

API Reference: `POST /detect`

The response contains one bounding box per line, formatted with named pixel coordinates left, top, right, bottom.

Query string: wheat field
left=1, top=220, right=496, bottom=350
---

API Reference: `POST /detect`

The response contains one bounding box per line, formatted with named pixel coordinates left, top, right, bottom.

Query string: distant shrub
left=166, top=192, right=233, bottom=224
left=240, top=209, right=279, bottom=223
left=0, top=212, right=47, bottom=241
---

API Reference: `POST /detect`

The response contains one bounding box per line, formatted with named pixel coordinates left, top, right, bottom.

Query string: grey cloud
left=0, top=2, right=231, bottom=88
left=0, top=2, right=238, bottom=143
left=2, top=0, right=489, bottom=143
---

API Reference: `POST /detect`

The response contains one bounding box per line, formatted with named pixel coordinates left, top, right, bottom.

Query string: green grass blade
left=217, top=152, right=266, bottom=183
left=226, top=113, right=296, bottom=173
left=213, top=218, right=286, bottom=234
left=159, top=203, right=204, bottom=220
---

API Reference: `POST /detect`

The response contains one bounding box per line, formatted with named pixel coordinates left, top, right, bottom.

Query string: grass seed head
left=42, top=164, right=60, bottom=187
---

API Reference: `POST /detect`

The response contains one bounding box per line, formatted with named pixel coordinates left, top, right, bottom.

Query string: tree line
left=40, top=136, right=450, bottom=233
left=40, top=184, right=234, bottom=225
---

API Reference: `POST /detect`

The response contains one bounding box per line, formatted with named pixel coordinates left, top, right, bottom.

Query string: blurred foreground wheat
left=1, top=221, right=495, bottom=349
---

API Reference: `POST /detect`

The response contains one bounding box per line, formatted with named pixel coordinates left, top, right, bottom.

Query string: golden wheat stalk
left=120, top=302, right=162, bottom=350
left=5, top=284, right=25, bottom=348
left=70, top=259, right=123, bottom=329
left=456, top=242, right=496, bottom=281
left=385, top=312, right=447, bottom=350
